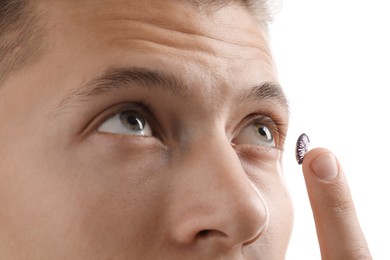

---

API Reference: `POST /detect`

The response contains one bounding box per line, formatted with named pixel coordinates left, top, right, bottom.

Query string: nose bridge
left=169, top=135, right=269, bottom=249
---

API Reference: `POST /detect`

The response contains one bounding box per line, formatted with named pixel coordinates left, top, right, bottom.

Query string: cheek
left=265, top=182, right=294, bottom=251
left=242, top=155, right=294, bottom=256
left=59, top=136, right=170, bottom=255
left=249, top=183, right=293, bottom=259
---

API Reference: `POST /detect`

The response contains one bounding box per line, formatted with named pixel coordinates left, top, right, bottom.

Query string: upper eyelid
left=235, top=114, right=278, bottom=133
left=234, top=114, right=283, bottom=149
left=98, top=104, right=148, bottom=128
left=253, top=117, right=280, bottom=136
left=252, top=116, right=277, bottom=127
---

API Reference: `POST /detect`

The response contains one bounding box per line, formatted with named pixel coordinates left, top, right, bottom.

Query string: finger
left=302, top=148, right=372, bottom=260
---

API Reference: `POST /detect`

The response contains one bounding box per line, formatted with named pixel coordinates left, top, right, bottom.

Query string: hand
left=302, top=148, right=372, bottom=259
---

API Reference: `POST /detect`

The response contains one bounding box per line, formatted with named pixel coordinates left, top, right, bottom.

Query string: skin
left=0, top=0, right=371, bottom=259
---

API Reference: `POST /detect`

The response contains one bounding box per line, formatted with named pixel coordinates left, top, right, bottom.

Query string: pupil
left=127, top=116, right=139, bottom=126
left=258, top=127, right=267, bottom=137
left=257, top=125, right=273, bottom=142
left=120, top=111, right=144, bottom=131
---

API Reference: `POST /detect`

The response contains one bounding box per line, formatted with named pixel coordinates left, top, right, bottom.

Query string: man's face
left=0, top=0, right=292, bottom=259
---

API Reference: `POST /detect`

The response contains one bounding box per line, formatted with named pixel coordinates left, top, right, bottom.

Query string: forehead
left=46, top=0, right=263, bottom=41
left=40, top=0, right=275, bottom=78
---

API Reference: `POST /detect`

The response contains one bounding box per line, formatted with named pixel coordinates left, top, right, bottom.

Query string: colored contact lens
left=296, top=133, right=310, bottom=165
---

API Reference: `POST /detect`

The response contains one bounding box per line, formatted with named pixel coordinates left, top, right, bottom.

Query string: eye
left=98, top=110, right=152, bottom=136
left=233, top=118, right=276, bottom=147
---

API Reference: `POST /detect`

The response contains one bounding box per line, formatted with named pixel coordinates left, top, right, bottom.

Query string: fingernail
left=311, top=153, right=339, bottom=181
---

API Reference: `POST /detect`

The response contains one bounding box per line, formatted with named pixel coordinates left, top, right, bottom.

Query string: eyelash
left=236, top=113, right=286, bottom=150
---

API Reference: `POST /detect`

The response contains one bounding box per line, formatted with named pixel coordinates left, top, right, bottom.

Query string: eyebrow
left=55, top=67, right=289, bottom=114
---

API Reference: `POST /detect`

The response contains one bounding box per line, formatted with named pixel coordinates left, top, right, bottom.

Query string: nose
left=168, top=137, right=269, bottom=251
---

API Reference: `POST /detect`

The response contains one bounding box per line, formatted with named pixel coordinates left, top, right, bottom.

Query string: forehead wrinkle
left=90, top=14, right=272, bottom=65
left=71, top=1, right=271, bottom=60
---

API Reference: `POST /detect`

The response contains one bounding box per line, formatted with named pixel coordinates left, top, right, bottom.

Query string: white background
left=270, top=0, right=390, bottom=259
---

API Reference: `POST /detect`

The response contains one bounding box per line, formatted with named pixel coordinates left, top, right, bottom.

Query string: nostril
left=196, top=229, right=226, bottom=239
left=196, top=229, right=227, bottom=240
left=197, top=230, right=211, bottom=237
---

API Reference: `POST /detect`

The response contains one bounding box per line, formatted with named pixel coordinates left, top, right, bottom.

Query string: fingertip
left=302, top=148, right=332, bottom=164
left=302, top=148, right=340, bottom=182
left=301, top=148, right=330, bottom=170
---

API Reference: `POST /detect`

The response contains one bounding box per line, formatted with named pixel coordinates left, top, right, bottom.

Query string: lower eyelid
left=92, top=131, right=167, bottom=151
left=234, top=144, right=280, bottom=164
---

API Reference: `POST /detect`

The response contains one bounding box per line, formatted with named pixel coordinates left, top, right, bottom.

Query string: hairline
left=0, top=0, right=47, bottom=85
